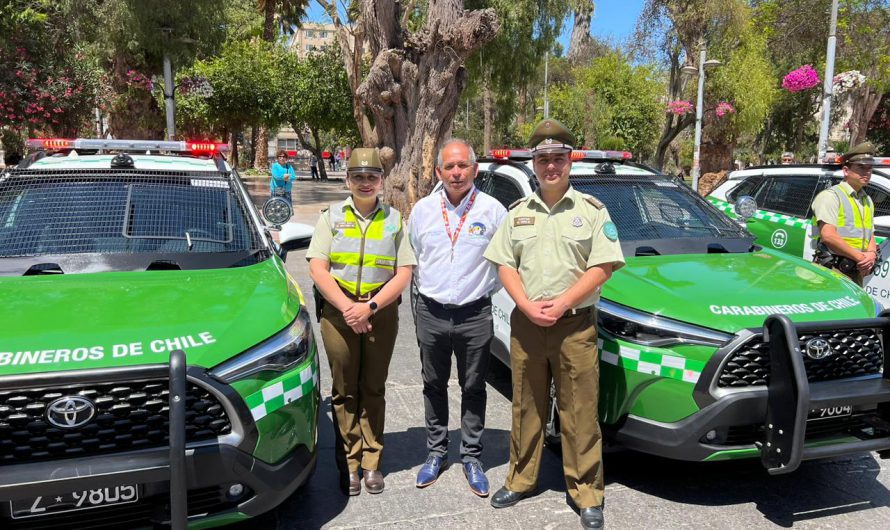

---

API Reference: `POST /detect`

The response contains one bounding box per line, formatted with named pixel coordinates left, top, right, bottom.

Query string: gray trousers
left=415, top=294, right=492, bottom=463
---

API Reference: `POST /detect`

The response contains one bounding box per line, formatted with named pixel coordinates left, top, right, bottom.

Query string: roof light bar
left=488, top=148, right=633, bottom=162
left=27, top=138, right=230, bottom=153
left=874, top=157, right=889, bottom=166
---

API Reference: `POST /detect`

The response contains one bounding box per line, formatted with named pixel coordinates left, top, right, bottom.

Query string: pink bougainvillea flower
left=782, top=65, right=821, bottom=92
left=667, top=100, right=694, bottom=115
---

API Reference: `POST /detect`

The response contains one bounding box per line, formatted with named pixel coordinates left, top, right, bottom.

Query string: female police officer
left=306, top=148, right=415, bottom=495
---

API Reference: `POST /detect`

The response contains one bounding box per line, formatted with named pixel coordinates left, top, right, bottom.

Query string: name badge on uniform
left=514, top=216, right=535, bottom=227
left=335, top=222, right=356, bottom=229
left=375, top=258, right=396, bottom=267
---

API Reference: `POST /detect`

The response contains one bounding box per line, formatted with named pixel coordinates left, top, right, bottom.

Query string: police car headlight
left=598, top=300, right=732, bottom=347
left=211, top=308, right=313, bottom=383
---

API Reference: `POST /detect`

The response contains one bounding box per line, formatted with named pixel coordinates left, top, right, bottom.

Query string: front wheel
left=544, top=378, right=561, bottom=448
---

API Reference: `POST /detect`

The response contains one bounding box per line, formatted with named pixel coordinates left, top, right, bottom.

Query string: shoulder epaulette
left=508, top=197, right=529, bottom=210
left=320, top=207, right=330, bottom=213
left=583, top=195, right=605, bottom=210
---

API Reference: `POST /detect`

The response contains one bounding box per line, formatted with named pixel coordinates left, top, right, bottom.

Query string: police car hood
left=602, top=249, right=876, bottom=334
left=0, top=259, right=300, bottom=375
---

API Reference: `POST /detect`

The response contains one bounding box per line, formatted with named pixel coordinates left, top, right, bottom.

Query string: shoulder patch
left=508, top=197, right=529, bottom=210
left=584, top=195, right=604, bottom=210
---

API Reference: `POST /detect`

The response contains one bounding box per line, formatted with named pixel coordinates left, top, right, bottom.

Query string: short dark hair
left=276, top=150, right=288, bottom=158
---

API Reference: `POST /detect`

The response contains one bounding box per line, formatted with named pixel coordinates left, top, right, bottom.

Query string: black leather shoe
left=580, top=506, right=604, bottom=529
left=363, top=469, right=385, bottom=494
left=490, top=486, right=529, bottom=508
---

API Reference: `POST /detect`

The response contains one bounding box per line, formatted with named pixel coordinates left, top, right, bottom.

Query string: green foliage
left=706, top=18, right=778, bottom=140
left=276, top=47, right=359, bottom=148
left=547, top=53, right=664, bottom=157
left=176, top=39, right=283, bottom=138
left=0, top=0, right=103, bottom=143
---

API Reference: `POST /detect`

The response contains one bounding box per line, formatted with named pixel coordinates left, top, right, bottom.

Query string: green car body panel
left=595, top=252, right=875, bottom=426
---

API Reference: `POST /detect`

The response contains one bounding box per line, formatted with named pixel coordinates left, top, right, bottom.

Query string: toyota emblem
left=46, top=396, right=96, bottom=428
left=804, top=337, right=833, bottom=360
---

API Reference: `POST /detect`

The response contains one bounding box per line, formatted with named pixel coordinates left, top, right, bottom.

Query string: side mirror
left=262, top=197, right=293, bottom=229
left=734, top=195, right=758, bottom=220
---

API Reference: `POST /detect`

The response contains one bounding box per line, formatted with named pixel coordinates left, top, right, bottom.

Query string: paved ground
left=236, top=178, right=890, bottom=529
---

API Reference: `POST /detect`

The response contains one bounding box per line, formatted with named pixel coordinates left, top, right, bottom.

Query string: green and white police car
left=467, top=149, right=890, bottom=473
left=0, top=139, right=319, bottom=528
left=708, top=159, right=890, bottom=307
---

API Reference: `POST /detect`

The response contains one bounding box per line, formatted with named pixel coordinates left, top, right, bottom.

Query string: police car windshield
left=0, top=168, right=266, bottom=272
left=570, top=175, right=754, bottom=256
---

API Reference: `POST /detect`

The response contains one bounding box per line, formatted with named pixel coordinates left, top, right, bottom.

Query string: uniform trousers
left=320, top=301, right=398, bottom=473
left=506, top=307, right=604, bottom=509
left=415, top=294, right=492, bottom=463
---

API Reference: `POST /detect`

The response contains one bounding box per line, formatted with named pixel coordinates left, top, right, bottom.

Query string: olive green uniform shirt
left=811, top=181, right=872, bottom=227
left=306, top=197, right=417, bottom=266
left=483, top=186, right=625, bottom=308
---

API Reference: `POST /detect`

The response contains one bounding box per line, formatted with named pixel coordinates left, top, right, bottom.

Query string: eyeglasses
left=348, top=173, right=382, bottom=184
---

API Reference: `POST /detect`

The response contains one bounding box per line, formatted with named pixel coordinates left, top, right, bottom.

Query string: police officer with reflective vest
left=812, top=142, right=878, bottom=286
left=307, top=148, right=416, bottom=496
left=483, top=119, right=625, bottom=529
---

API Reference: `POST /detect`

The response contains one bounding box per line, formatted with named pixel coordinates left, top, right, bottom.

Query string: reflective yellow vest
left=811, top=184, right=874, bottom=251
left=329, top=202, right=401, bottom=296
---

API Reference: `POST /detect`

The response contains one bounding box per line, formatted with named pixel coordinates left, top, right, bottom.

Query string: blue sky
left=304, top=1, right=646, bottom=52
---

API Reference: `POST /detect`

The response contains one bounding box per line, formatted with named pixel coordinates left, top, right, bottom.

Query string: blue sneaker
left=416, top=455, right=446, bottom=488
left=463, top=461, right=490, bottom=497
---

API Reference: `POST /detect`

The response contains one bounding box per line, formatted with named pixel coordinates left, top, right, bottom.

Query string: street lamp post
left=817, top=0, right=840, bottom=162
left=685, top=42, right=721, bottom=193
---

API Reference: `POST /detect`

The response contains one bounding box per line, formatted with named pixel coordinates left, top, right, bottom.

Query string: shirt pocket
left=561, top=224, right=593, bottom=261
left=510, top=225, right=538, bottom=263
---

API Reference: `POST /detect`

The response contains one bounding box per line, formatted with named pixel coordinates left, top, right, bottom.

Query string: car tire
left=544, top=378, right=561, bottom=449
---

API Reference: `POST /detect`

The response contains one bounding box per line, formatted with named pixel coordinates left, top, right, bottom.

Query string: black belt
left=418, top=293, right=491, bottom=312
left=565, top=305, right=594, bottom=317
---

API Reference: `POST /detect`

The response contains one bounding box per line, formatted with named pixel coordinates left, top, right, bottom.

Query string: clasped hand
left=522, top=299, right=570, bottom=327
left=858, top=251, right=877, bottom=273
left=342, top=302, right=373, bottom=334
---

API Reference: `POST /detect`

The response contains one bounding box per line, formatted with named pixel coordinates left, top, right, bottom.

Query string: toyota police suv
left=463, top=148, right=890, bottom=473
left=0, top=139, right=319, bottom=528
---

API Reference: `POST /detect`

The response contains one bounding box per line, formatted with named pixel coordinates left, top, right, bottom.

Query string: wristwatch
left=368, top=301, right=378, bottom=314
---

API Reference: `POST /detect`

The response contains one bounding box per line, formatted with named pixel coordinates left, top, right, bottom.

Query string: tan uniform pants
left=320, top=301, right=398, bottom=473
left=506, top=307, right=604, bottom=509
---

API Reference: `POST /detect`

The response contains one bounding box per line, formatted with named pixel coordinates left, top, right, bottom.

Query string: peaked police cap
left=842, top=142, right=876, bottom=166
left=347, top=148, right=384, bottom=173
left=528, top=119, right=575, bottom=153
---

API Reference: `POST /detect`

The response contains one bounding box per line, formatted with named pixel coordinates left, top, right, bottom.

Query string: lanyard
left=440, top=189, right=477, bottom=260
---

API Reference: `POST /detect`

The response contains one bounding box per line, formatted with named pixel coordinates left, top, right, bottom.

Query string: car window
left=0, top=170, right=261, bottom=259
left=474, top=170, right=524, bottom=209
left=828, top=177, right=890, bottom=217
left=758, top=176, right=819, bottom=217
left=726, top=175, right=765, bottom=203
left=571, top=175, right=749, bottom=242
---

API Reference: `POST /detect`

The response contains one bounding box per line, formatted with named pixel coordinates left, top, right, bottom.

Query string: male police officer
left=811, top=142, right=878, bottom=286
left=484, top=119, right=625, bottom=529
left=408, top=138, right=507, bottom=496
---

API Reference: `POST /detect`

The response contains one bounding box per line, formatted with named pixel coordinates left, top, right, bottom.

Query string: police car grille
left=718, top=328, right=883, bottom=388
left=0, top=379, right=231, bottom=465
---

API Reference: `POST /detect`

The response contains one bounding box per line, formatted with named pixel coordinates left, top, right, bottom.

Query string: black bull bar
left=759, top=312, right=890, bottom=474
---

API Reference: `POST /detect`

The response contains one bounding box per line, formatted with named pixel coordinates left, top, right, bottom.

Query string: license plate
left=808, top=405, right=853, bottom=421
left=10, top=485, right=138, bottom=519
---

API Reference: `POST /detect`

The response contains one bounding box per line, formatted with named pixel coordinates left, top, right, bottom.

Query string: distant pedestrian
left=335, top=150, right=343, bottom=171
left=409, top=138, right=507, bottom=497
left=310, top=154, right=319, bottom=180
left=270, top=150, right=296, bottom=205
left=329, top=150, right=336, bottom=171
left=781, top=152, right=794, bottom=164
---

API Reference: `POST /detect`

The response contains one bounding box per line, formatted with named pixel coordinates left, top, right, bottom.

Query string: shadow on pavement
left=602, top=448, right=890, bottom=527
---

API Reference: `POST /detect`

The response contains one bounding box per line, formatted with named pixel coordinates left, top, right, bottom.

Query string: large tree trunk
left=108, top=52, right=164, bottom=139
left=356, top=1, right=499, bottom=213
left=849, top=86, right=883, bottom=146
left=294, top=126, right=328, bottom=180
left=254, top=2, right=277, bottom=172
left=567, top=2, right=595, bottom=64
left=321, top=0, right=376, bottom=146
left=700, top=140, right=733, bottom=175
left=483, top=73, right=493, bottom=154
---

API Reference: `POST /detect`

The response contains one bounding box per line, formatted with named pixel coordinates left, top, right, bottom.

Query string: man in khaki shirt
left=483, top=119, right=624, bottom=530
left=811, top=141, right=877, bottom=285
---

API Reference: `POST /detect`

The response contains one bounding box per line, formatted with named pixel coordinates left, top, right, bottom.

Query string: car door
left=473, top=168, right=527, bottom=364
left=746, top=175, right=820, bottom=258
